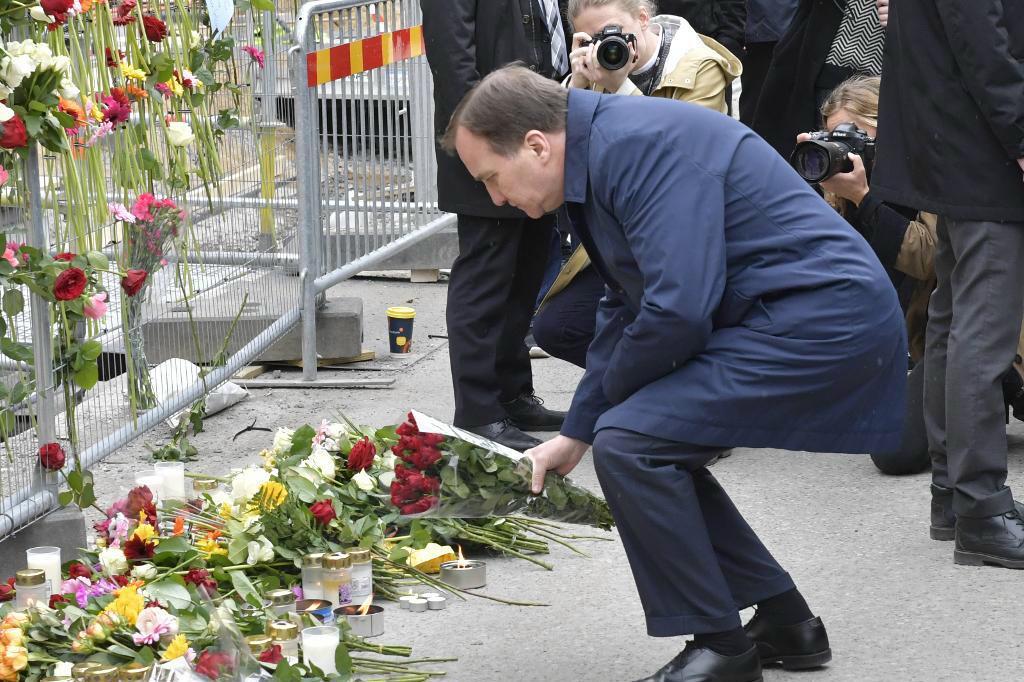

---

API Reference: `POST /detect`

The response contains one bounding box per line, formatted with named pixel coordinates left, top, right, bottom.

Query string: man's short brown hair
left=441, top=64, right=569, bottom=157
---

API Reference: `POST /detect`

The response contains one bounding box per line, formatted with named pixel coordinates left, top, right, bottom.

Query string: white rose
left=210, top=490, right=233, bottom=508
left=166, top=121, right=194, bottom=147
left=325, top=422, right=348, bottom=441
left=0, top=102, right=13, bottom=123
left=379, top=471, right=395, bottom=488
left=271, top=427, right=294, bottom=454
left=98, top=547, right=128, bottom=576
left=59, top=76, right=79, bottom=99
left=351, top=469, right=375, bottom=492
left=298, top=445, right=336, bottom=482
left=230, top=467, right=271, bottom=502
left=3, top=54, right=36, bottom=87
left=30, top=43, right=53, bottom=64
left=245, top=535, right=275, bottom=565
left=29, top=6, right=51, bottom=22
left=131, top=563, right=159, bottom=580
left=42, top=55, right=70, bottom=73
left=379, top=452, right=397, bottom=471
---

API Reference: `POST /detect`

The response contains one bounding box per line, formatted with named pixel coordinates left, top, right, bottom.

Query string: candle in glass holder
left=25, top=546, right=61, bottom=593
left=320, top=553, right=351, bottom=607
left=14, top=569, right=49, bottom=609
left=301, top=625, right=339, bottom=675
left=301, top=553, right=324, bottom=601
left=268, top=620, right=299, bottom=662
left=134, top=473, right=164, bottom=501
left=154, top=461, right=186, bottom=500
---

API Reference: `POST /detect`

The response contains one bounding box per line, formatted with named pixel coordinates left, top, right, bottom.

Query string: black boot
left=744, top=612, right=832, bottom=670
left=954, top=507, right=1024, bottom=569
left=502, top=393, right=565, bottom=431
left=633, top=642, right=762, bottom=682
left=1000, top=360, right=1024, bottom=423
left=463, top=419, right=541, bottom=452
left=930, top=484, right=956, bottom=541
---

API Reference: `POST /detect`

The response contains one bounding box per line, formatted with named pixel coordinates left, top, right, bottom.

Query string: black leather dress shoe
left=463, top=419, right=541, bottom=452
left=954, top=508, right=1024, bottom=569
left=501, top=393, right=565, bottom=431
left=931, top=484, right=956, bottom=541
left=633, top=643, right=762, bottom=682
left=744, top=612, right=832, bottom=670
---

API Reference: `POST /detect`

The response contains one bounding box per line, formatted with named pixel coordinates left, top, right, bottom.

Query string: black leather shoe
left=744, top=612, right=832, bottom=670
left=1000, top=360, right=1024, bottom=423
left=502, top=393, right=565, bottom=431
left=931, top=484, right=956, bottom=541
left=633, top=643, right=762, bottom=682
left=954, top=508, right=1024, bottom=569
left=463, top=419, right=541, bottom=452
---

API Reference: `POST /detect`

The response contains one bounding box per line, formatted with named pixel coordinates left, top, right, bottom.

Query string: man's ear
left=524, top=129, right=549, bottom=159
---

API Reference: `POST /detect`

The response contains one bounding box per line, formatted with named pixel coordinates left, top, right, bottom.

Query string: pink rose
left=131, top=606, right=178, bottom=645
left=83, top=292, right=108, bottom=320
left=0, top=166, right=8, bottom=187
left=2, top=246, right=18, bottom=268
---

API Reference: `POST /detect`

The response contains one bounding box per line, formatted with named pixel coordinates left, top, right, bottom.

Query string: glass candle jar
left=301, top=553, right=324, bottom=601
left=81, top=665, right=118, bottom=682
left=348, top=549, right=372, bottom=600
left=14, top=569, right=50, bottom=609
left=301, top=626, right=340, bottom=675
left=245, top=634, right=273, bottom=657
left=25, top=546, right=61, bottom=594
left=268, top=620, right=299, bottom=661
left=266, top=588, right=296, bottom=617
left=320, top=553, right=352, bottom=607
left=118, top=662, right=153, bottom=682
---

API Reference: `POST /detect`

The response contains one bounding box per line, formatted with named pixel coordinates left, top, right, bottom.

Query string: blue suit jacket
left=560, top=89, right=907, bottom=454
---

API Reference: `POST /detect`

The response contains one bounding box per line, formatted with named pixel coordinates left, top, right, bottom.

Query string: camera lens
left=790, top=140, right=853, bottom=183
left=596, top=36, right=631, bottom=70
left=794, top=145, right=830, bottom=183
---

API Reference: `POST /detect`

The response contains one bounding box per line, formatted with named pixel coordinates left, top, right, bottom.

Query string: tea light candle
left=301, top=625, right=339, bottom=675
left=398, top=596, right=416, bottom=610
left=154, top=461, right=186, bottom=500
left=25, top=546, right=61, bottom=593
left=337, top=604, right=384, bottom=638
left=426, top=596, right=447, bottom=610
left=439, top=559, right=487, bottom=589
left=407, top=598, right=428, bottom=613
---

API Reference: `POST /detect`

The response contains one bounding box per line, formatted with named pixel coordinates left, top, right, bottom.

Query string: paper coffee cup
left=386, top=306, right=415, bottom=354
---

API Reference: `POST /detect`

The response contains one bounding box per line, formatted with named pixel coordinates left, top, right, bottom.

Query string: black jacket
left=744, top=0, right=798, bottom=44
left=871, top=0, right=1024, bottom=221
left=748, top=0, right=843, bottom=157
left=656, top=0, right=745, bottom=56
left=420, top=0, right=571, bottom=218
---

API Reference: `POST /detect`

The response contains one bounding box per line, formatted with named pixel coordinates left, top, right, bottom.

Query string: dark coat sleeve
left=561, top=290, right=635, bottom=443
left=420, top=0, right=480, bottom=119
left=711, top=0, right=747, bottom=56
left=853, top=193, right=912, bottom=271
left=593, top=132, right=727, bottom=405
left=933, top=0, right=1024, bottom=159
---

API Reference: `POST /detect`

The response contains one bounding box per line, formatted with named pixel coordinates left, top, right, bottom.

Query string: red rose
left=257, top=645, right=283, bottom=664
left=195, top=650, right=234, bottom=680
left=124, top=485, right=155, bottom=517
left=67, top=562, right=92, bottom=579
left=309, top=499, right=336, bottom=526
left=184, top=568, right=218, bottom=593
left=405, top=446, right=442, bottom=471
left=123, top=535, right=155, bottom=561
left=54, top=252, right=76, bottom=262
left=112, top=574, right=131, bottom=587
left=0, top=113, right=28, bottom=150
left=400, top=496, right=436, bottom=515
left=49, top=594, right=67, bottom=609
left=54, top=267, right=87, bottom=301
left=120, top=269, right=148, bottom=296
left=38, top=442, right=66, bottom=470
left=142, top=14, right=167, bottom=42
left=347, top=437, right=376, bottom=471
left=0, top=578, right=14, bottom=602
left=420, top=433, right=445, bottom=447
left=40, top=0, right=73, bottom=20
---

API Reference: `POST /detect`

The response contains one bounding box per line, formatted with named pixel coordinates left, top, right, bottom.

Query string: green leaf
left=149, top=53, right=174, bottom=82
left=86, top=251, right=109, bottom=270
left=3, top=289, right=24, bottom=317
left=79, top=480, right=96, bottom=508
left=335, top=639, right=352, bottom=678
left=144, top=578, right=192, bottom=609
left=251, top=0, right=273, bottom=11
left=152, top=536, right=191, bottom=557
left=227, top=535, right=249, bottom=565
left=285, top=474, right=317, bottom=503
left=29, top=101, right=48, bottom=113
left=80, top=340, right=102, bottom=361
left=9, top=381, right=27, bottom=406
left=58, top=490, right=74, bottom=506
left=229, top=569, right=260, bottom=603
left=0, top=338, right=34, bottom=363
left=106, top=643, right=139, bottom=660
left=73, top=362, right=98, bottom=390
left=289, top=425, right=317, bottom=457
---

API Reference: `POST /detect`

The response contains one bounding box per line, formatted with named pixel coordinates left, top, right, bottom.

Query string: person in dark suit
left=420, top=0, right=573, bottom=450
left=445, top=65, right=906, bottom=682
left=871, top=0, right=1024, bottom=568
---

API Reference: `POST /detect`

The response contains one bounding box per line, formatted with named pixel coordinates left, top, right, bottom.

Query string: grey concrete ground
left=87, top=275, right=1024, bottom=682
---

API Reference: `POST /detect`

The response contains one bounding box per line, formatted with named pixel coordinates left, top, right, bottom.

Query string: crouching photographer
left=794, top=76, right=1024, bottom=476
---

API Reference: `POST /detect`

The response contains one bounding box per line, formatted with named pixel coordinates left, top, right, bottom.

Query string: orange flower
left=58, top=98, right=86, bottom=130
left=0, top=643, right=27, bottom=682
left=172, top=516, right=184, bottom=536
left=124, top=84, right=148, bottom=101
left=79, top=0, right=94, bottom=11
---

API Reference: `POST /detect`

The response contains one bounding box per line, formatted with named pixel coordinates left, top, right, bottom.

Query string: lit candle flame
left=357, top=593, right=373, bottom=616
left=456, top=545, right=466, bottom=569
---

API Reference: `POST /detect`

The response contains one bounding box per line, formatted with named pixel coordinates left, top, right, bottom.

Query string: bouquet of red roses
left=387, top=411, right=613, bottom=529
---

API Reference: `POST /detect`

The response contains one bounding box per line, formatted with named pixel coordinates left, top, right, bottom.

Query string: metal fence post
left=25, top=146, right=58, bottom=495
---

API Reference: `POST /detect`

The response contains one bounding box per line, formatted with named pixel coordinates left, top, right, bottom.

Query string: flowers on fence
left=0, top=39, right=76, bottom=152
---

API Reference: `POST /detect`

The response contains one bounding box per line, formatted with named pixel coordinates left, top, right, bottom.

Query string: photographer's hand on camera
left=821, top=154, right=869, bottom=206
left=569, top=32, right=633, bottom=93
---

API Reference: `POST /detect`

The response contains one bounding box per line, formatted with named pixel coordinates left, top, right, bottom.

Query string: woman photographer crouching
left=804, top=76, right=1024, bottom=475
left=532, top=0, right=741, bottom=368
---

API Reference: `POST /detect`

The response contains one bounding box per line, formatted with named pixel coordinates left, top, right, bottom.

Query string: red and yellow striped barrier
left=305, top=26, right=425, bottom=87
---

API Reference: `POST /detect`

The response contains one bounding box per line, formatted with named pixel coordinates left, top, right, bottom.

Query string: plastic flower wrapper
left=387, top=411, right=613, bottom=529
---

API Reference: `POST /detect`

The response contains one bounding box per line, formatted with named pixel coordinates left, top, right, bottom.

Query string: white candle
left=154, top=462, right=186, bottom=500
left=301, top=626, right=339, bottom=675
left=135, top=473, right=164, bottom=501
left=25, top=546, right=61, bottom=593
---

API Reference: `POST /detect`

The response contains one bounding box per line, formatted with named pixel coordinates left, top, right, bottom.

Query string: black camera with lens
left=581, top=25, right=638, bottom=71
left=789, top=122, right=876, bottom=183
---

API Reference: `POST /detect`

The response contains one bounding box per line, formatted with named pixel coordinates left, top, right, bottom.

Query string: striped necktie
left=539, top=0, right=569, bottom=75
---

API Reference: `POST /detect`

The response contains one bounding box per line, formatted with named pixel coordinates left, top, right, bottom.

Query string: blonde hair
left=819, top=75, right=880, bottom=130
left=819, top=76, right=880, bottom=216
left=568, top=0, right=656, bottom=20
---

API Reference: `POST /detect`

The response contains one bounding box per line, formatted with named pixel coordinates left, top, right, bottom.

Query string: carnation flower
left=131, top=606, right=178, bottom=645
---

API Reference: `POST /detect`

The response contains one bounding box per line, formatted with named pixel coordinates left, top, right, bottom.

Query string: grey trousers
left=925, top=216, right=1024, bottom=518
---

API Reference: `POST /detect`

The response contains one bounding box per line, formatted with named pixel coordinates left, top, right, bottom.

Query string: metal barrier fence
left=1, top=0, right=449, bottom=539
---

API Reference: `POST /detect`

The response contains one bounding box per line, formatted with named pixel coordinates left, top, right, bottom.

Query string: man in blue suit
left=445, top=65, right=906, bottom=682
